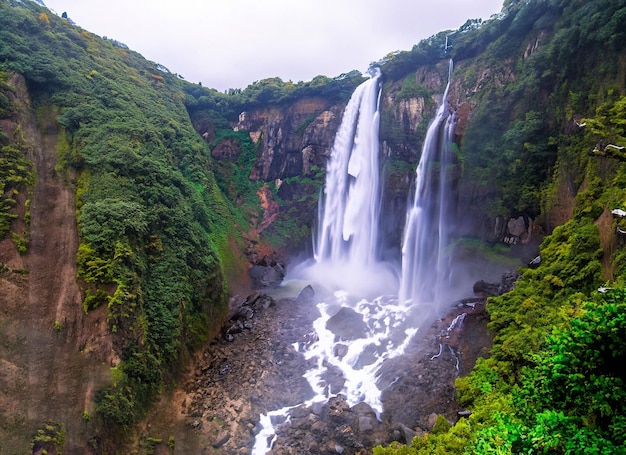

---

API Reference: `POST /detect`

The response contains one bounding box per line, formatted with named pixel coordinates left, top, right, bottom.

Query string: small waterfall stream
left=254, top=61, right=458, bottom=454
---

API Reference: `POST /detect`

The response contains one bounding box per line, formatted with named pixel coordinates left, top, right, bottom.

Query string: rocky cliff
left=1, top=73, right=111, bottom=453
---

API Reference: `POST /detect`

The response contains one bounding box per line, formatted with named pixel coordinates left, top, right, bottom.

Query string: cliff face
left=226, top=57, right=534, bottom=255
left=0, top=73, right=111, bottom=453
left=1, top=2, right=240, bottom=451
left=235, top=98, right=344, bottom=182
left=222, top=1, right=626, bottom=266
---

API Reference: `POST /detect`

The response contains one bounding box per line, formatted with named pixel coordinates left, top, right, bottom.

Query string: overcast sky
left=42, top=0, right=504, bottom=92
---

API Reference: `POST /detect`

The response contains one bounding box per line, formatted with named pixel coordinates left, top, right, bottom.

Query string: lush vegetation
left=373, top=1, right=626, bottom=453
left=0, top=0, right=245, bottom=442
left=0, top=70, right=33, bottom=244
left=378, top=0, right=626, bottom=220
left=375, top=219, right=626, bottom=454
left=3, top=0, right=626, bottom=452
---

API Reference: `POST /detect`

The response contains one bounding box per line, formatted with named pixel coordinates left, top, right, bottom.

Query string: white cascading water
left=399, top=59, right=457, bottom=306
left=303, top=66, right=398, bottom=297
left=254, top=62, right=457, bottom=454
left=315, top=67, right=382, bottom=266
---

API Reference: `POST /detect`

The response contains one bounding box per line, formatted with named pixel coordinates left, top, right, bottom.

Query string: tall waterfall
left=305, top=67, right=398, bottom=296
left=399, top=59, right=457, bottom=304
left=315, top=67, right=382, bottom=265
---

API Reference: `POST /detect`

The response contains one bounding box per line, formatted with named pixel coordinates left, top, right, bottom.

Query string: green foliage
left=514, top=290, right=626, bottom=451
left=397, top=76, right=430, bottom=101
left=79, top=199, right=148, bottom=252
left=0, top=137, right=34, bottom=239
left=487, top=218, right=602, bottom=369
left=374, top=418, right=473, bottom=455
left=31, top=420, right=66, bottom=455
left=452, top=0, right=626, bottom=219
left=0, top=0, right=236, bottom=436
left=11, top=230, right=28, bottom=253
left=94, top=385, right=137, bottom=427
left=380, top=214, right=616, bottom=454
left=184, top=69, right=364, bottom=123
left=432, top=415, right=452, bottom=434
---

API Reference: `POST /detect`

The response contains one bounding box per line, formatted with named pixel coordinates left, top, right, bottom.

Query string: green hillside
left=374, top=0, right=626, bottom=453
left=0, top=0, right=246, bottom=445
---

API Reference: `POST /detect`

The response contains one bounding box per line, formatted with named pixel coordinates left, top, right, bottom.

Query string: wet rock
left=212, top=430, right=231, bottom=448
left=473, top=271, right=518, bottom=297
left=334, top=343, right=349, bottom=359
left=326, top=307, right=368, bottom=340
left=297, top=284, right=315, bottom=302
left=397, top=422, right=417, bottom=444
left=498, top=271, right=518, bottom=294
left=473, top=279, right=499, bottom=296
left=352, top=402, right=378, bottom=434
left=177, top=279, right=495, bottom=454
left=328, top=395, right=351, bottom=421
left=249, top=264, right=284, bottom=288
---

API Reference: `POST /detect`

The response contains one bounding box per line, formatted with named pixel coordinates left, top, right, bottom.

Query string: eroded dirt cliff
left=0, top=74, right=111, bottom=453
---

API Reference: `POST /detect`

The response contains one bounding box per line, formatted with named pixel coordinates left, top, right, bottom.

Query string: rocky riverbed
left=160, top=273, right=512, bottom=455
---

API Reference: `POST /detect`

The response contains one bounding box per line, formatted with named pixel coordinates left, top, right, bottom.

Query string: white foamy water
left=299, top=291, right=422, bottom=415
left=252, top=289, right=432, bottom=454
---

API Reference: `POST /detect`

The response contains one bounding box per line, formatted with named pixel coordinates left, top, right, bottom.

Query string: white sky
left=42, top=0, right=504, bottom=92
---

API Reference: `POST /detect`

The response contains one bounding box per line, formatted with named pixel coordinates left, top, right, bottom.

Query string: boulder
left=326, top=307, right=369, bottom=340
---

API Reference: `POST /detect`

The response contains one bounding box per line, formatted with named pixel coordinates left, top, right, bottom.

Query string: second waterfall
left=399, top=59, right=458, bottom=305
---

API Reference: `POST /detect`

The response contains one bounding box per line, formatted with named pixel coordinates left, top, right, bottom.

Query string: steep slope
left=1, top=72, right=110, bottom=453
left=2, top=0, right=626, bottom=452
left=0, top=0, right=246, bottom=451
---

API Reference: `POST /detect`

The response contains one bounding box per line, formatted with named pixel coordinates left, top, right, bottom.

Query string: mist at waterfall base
left=293, top=66, right=399, bottom=299
left=254, top=63, right=464, bottom=453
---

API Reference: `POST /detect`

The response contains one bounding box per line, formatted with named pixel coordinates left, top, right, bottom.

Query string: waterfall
left=399, top=59, right=457, bottom=305
left=303, top=66, right=398, bottom=297
left=315, top=67, right=382, bottom=265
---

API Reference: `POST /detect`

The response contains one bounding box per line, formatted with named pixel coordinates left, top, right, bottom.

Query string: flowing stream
left=253, top=62, right=457, bottom=454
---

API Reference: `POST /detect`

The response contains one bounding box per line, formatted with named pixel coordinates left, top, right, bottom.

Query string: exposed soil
left=0, top=74, right=110, bottom=454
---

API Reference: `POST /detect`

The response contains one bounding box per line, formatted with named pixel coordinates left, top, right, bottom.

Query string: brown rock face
left=236, top=98, right=344, bottom=182
left=0, top=74, right=113, bottom=453
left=211, top=138, right=242, bottom=160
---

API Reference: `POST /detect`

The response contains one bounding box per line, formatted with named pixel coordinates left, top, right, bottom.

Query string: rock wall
left=226, top=58, right=536, bottom=258
left=0, top=74, right=111, bottom=453
left=234, top=98, right=345, bottom=182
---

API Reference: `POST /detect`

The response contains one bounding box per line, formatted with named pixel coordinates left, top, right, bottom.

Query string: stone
left=398, top=422, right=418, bottom=443
left=326, top=307, right=368, bottom=340
left=473, top=279, right=499, bottom=296
left=507, top=215, right=527, bottom=237
left=212, top=430, right=230, bottom=448
left=297, top=284, right=315, bottom=302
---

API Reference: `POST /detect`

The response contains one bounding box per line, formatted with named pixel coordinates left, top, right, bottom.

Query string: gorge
left=2, top=0, right=626, bottom=454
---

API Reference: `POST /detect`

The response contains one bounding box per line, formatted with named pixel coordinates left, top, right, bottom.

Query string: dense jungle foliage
left=0, top=0, right=366, bottom=442
left=374, top=0, right=626, bottom=453
left=0, top=0, right=248, bottom=437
